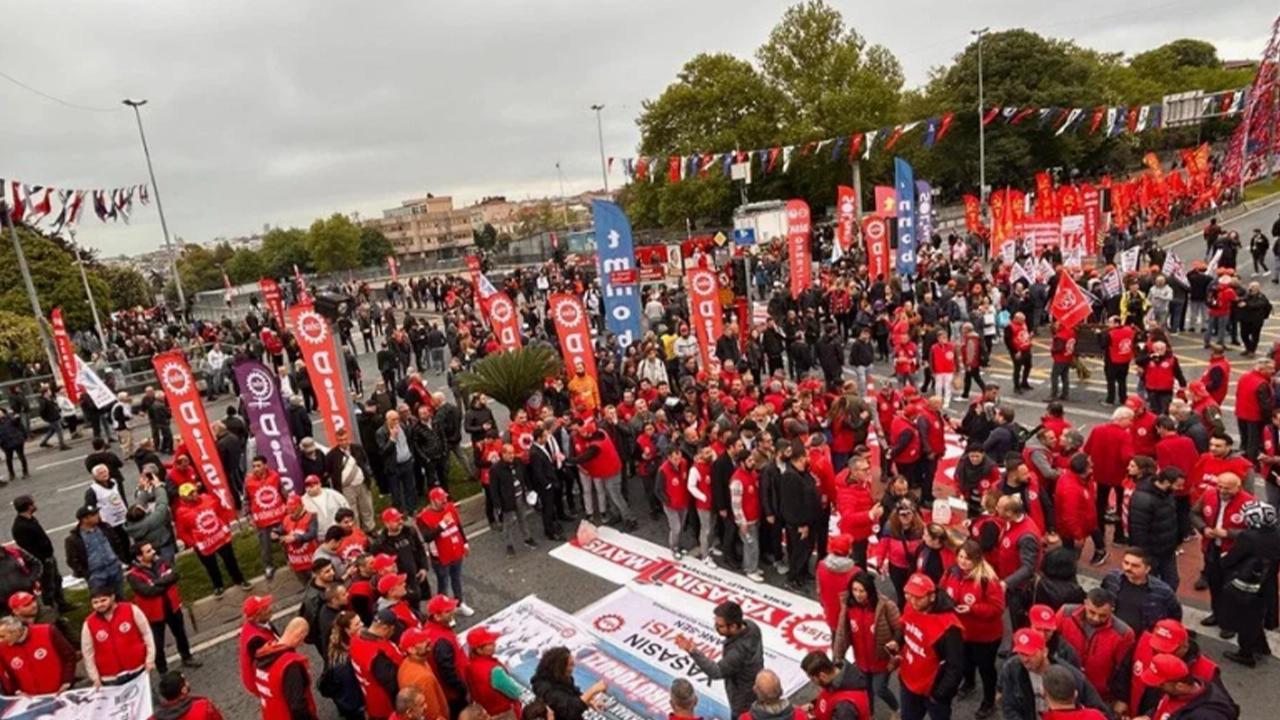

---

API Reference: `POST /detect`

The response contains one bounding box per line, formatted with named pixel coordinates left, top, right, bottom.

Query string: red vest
left=1200, top=489, right=1255, bottom=554
left=1130, top=412, right=1158, bottom=458
left=1051, top=328, right=1077, bottom=363
left=1128, top=632, right=1219, bottom=712
left=256, top=650, right=315, bottom=720
left=691, top=461, right=713, bottom=511
left=812, top=684, right=871, bottom=720
left=1188, top=454, right=1254, bottom=504
left=845, top=603, right=888, bottom=673
left=175, top=496, right=232, bottom=556
left=127, top=562, right=182, bottom=622
left=0, top=624, right=65, bottom=695
left=1236, top=370, right=1270, bottom=421
left=731, top=468, right=761, bottom=523
left=1042, top=709, right=1109, bottom=720
left=281, top=512, right=319, bottom=572
left=660, top=459, right=689, bottom=511
left=994, top=515, right=1042, bottom=582
left=351, top=632, right=404, bottom=718
left=930, top=343, right=957, bottom=373
left=246, top=471, right=287, bottom=529
left=417, top=504, right=467, bottom=565
left=816, top=561, right=859, bottom=635
left=1108, top=326, right=1135, bottom=364
left=390, top=600, right=422, bottom=633
left=580, top=433, right=623, bottom=478
left=890, top=415, right=921, bottom=465
left=466, top=654, right=521, bottom=717
left=1200, top=357, right=1231, bottom=404
left=940, top=570, right=1005, bottom=643
left=894, top=342, right=918, bottom=376
left=240, top=622, right=278, bottom=695
left=1055, top=606, right=1135, bottom=702
left=151, top=697, right=219, bottom=720
left=85, top=603, right=148, bottom=680
left=423, top=621, right=469, bottom=700
left=1011, top=323, right=1033, bottom=352
left=1144, top=355, right=1178, bottom=391
left=899, top=605, right=961, bottom=696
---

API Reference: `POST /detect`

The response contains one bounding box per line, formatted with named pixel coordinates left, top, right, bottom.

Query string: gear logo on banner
left=551, top=296, right=583, bottom=329
left=158, top=361, right=192, bottom=397
left=593, top=614, right=625, bottom=633
left=691, top=270, right=716, bottom=298
left=490, top=295, right=515, bottom=324
left=294, top=309, right=328, bottom=345
left=244, top=367, right=276, bottom=405
left=780, top=614, right=831, bottom=653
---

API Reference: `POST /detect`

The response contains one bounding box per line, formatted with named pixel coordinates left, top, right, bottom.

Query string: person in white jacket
left=300, top=474, right=350, bottom=536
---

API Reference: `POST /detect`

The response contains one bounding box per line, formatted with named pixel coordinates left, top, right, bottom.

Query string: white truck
left=732, top=201, right=789, bottom=247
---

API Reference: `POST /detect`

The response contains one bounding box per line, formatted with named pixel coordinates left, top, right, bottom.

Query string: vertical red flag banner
left=387, top=255, right=399, bottom=282
left=50, top=308, right=79, bottom=403
left=988, top=190, right=1007, bottom=252
left=548, top=293, right=597, bottom=378
left=786, top=200, right=811, bottom=300
left=153, top=352, right=237, bottom=521
left=835, top=186, right=857, bottom=251
left=288, top=304, right=356, bottom=447
left=292, top=264, right=310, bottom=303
left=862, top=216, right=891, bottom=280
left=686, top=268, right=724, bottom=369
left=873, top=186, right=897, bottom=217
left=259, top=279, right=286, bottom=329
left=1080, top=184, right=1100, bottom=254
left=1049, top=270, right=1093, bottom=329
left=962, top=195, right=984, bottom=235
left=1034, top=172, right=1056, bottom=219
left=486, top=293, right=523, bottom=351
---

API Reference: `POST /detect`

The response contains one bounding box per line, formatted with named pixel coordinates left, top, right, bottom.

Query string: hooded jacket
left=688, top=620, right=764, bottom=718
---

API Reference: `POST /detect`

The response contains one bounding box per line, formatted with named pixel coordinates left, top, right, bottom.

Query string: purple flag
left=233, top=359, right=305, bottom=494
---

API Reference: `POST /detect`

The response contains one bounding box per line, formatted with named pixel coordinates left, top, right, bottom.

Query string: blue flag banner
left=916, top=180, right=933, bottom=246
left=894, top=158, right=917, bottom=276
left=592, top=200, right=644, bottom=348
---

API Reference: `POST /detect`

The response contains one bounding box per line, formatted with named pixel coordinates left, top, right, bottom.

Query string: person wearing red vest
left=464, top=626, right=522, bottom=718
left=244, top=456, right=286, bottom=581
left=81, top=586, right=155, bottom=687
left=1008, top=312, right=1033, bottom=393
left=939, top=542, right=1005, bottom=716
left=1126, top=619, right=1221, bottom=717
left=377, top=573, right=423, bottom=642
left=1038, top=664, right=1110, bottom=720
left=1138, top=653, right=1240, bottom=720
left=423, top=594, right=470, bottom=717
left=1191, top=471, right=1255, bottom=631
left=730, top=451, right=765, bottom=581
left=353, top=610, right=405, bottom=720
left=889, top=405, right=923, bottom=495
left=834, top=456, right=881, bottom=568
left=658, top=447, right=690, bottom=558
left=1126, top=395, right=1159, bottom=460
left=416, top=487, right=472, bottom=615
left=173, top=483, right=249, bottom=595
left=687, top=447, right=716, bottom=562
left=1200, top=343, right=1232, bottom=405
left=255, top=617, right=318, bottom=720
left=995, top=495, right=1043, bottom=631
left=800, top=651, right=871, bottom=720
left=1055, top=453, right=1102, bottom=561
left=929, top=331, right=957, bottom=407
left=1102, top=317, right=1135, bottom=405
left=277, top=496, right=320, bottom=578
left=0, top=616, right=76, bottom=695
left=569, top=420, right=635, bottom=529
left=893, top=339, right=919, bottom=387
left=1053, top=590, right=1136, bottom=704
left=239, top=595, right=280, bottom=697
left=897, top=573, right=963, bottom=720
left=816, top=534, right=859, bottom=641
left=1234, top=357, right=1276, bottom=460
left=1155, top=417, right=1200, bottom=540
left=1137, top=341, right=1185, bottom=415
left=1083, top=407, right=1135, bottom=548
left=150, top=669, right=227, bottom=720
left=999, top=629, right=1111, bottom=720
left=1049, top=321, right=1076, bottom=401
left=127, top=541, right=200, bottom=675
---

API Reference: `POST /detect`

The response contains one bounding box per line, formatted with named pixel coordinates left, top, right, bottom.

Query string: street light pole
left=69, top=230, right=106, bottom=343
left=123, top=98, right=186, bottom=310
left=3, top=214, right=61, bottom=378
left=972, top=27, right=989, bottom=208
left=591, top=104, right=609, bottom=193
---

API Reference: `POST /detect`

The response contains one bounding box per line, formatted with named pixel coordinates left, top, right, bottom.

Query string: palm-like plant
left=456, top=346, right=563, bottom=413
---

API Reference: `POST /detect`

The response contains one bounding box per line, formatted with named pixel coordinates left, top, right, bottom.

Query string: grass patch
left=1244, top=176, right=1280, bottom=202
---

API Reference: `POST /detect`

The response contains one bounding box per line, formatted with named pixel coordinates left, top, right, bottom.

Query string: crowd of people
left=0, top=199, right=1276, bottom=720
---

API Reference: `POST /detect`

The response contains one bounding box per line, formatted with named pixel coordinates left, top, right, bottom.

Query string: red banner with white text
left=548, top=293, right=597, bottom=378
left=258, top=279, right=286, bottom=329
left=50, top=308, right=79, bottom=404
left=786, top=199, right=811, bottom=299
left=487, top=292, right=523, bottom=351
left=686, top=268, right=723, bottom=369
left=862, top=216, right=890, bottom=280
left=288, top=304, right=356, bottom=446
left=835, top=185, right=856, bottom=252
left=152, top=351, right=237, bottom=522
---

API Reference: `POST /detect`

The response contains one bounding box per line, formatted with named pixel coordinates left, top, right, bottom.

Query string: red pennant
left=883, top=125, right=906, bottom=150
left=936, top=113, right=955, bottom=143
left=982, top=107, right=1001, bottom=126
left=667, top=156, right=681, bottom=183
left=1049, top=269, right=1092, bottom=329
left=1011, top=107, right=1037, bottom=125
left=767, top=147, right=782, bottom=172
left=847, top=133, right=864, bottom=159
left=1089, top=107, right=1105, bottom=135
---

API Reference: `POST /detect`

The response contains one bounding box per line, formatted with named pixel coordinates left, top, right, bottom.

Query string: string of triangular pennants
left=609, top=85, right=1248, bottom=185
left=0, top=178, right=151, bottom=235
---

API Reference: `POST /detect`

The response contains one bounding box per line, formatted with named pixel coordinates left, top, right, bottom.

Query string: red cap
left=381, top=508, right=403, bottom=525
left=1140, top=653, right=1190, bottom=686
left=902, top=573, right=936, bottom=597
left=827, top=534, right=853, bottom=556
left=399, top=627, right=430, bottom=652
left=1124, top=395, right=1146, bottom=411
left=243, top=594, right=274, bottom=619
left=1012, top=628, right=1047, bottom=656
left=304, top=474, right=322, bottom=487
left=426, top=594, right=460, bottom=616
left=429, top=487, right=448, bottom=504
left=376, top=573, right=407, bottom=595
left=466, top=626, right=502, bottom=648
left=6, top=592, right=35, bottom=612
left=1029, top=604, right=1057, bottom=631
left=371, top=554, right=398, bottom=573
left=1149, top=620, right=1189, bottom=654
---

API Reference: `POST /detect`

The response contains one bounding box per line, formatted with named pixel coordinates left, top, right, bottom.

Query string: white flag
left=1120, top=246, right=1140, bottom=273
left=1055, top=108, right=1083, bottom=136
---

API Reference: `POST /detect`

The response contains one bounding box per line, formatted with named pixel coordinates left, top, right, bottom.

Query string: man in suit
left=527, top=423, right=564, bottom=542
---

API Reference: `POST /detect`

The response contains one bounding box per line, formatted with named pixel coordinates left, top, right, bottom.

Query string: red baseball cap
left=426, top=594, right=459, bottom=616
left=6, top=592, right=35, bottom=613
left=381, top=508, right=403, bottom=525
left=399, top=627, right=430, bottom=652
left=466, top=626, right=502, bottom=648
left=1012, top=628, right=1046, bottom=656
left=1149, top=620, right=1189, bottom=654
left=243, top=594, right=274, bottom=619
left=827, top=534, right=853, bottom=557
left=304, top=474, right=322, bottom=487
left=1124, top=396, right=1146, bottom=412
left=902, top=573, right=936, bottom=597
left=376, top=573, right=407, bottom=595
left=371, top=553, right=397, bottom=573
left=1029, top=604, right=1057, bottom=631
left=429, top=487, right=449, bottom=504
left=1140, top=653, right=1190, bottom=686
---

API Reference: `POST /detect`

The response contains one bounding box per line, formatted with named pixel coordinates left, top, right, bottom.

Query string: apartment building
left=365, top=194, right=476, bottom=260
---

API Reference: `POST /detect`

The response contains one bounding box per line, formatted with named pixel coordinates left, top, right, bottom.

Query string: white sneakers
left=746, top=571, right=765, bottom=583
left=457, top=603, right=476, bottom=617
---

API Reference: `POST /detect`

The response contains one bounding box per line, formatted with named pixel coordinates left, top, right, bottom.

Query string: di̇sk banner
left=685, top=268, right=723, bottom=369
left=862, top=216, right=890, bottom=280
left=50, top=308, right=79, bottom=404
left=0, top=671, right=151, bottom=720
left=258, top=279, right=286, bottom=329
left=152, top=351, right=237, bottom=521
left=548, top=293, right=597, bottom=378
left=486, top=292, right=523, bottom=351
left=288, top=304, right=357, bottom=447
left=785, top=199, right=811, bottom=299
left=835, top=185, right=857, bottom=252
left=233, top=359, right=305, bottom=494
left=592, top=200, right=644, bottom=349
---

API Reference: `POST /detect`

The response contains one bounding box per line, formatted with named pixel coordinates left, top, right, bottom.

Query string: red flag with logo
left=874, top=186, right=897, bottom=217
left=786, top=200, right=811, bottom=299
left=862, top=216, right=890, bottom=280
left=152, top=351, right=237, bottom=521
left=836, top=186, right=857, bottom=251
left=1034, top=172, right=1056, bottom=219
left=258, top=279, right=286, bottom=329
left=1049, top=269, right=1093, bottom=329
left=686, top=268, right=723, bottom=369
left=50, top=308, right=79, bottom=403
left=288, top=304, right=356, bottom=447
left=962, top=195, right=985, bottom=236
left=548, top=293, right=597, bottom=378
left=1081, top=183, right=1100, bottom=254
left=486, top=293, right=523, bottom=351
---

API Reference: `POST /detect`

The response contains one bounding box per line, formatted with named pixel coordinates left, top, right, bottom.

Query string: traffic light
left=729, top=257, right=750, bottom=297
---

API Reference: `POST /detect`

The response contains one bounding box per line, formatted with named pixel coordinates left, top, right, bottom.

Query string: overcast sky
left=2, top=0, right=1274, bottom=257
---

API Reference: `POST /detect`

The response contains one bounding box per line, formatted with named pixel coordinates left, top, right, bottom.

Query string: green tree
left=260, top=228, right=312, bottom=277
left=358, top=226, right=395, bottom=266
left=457, top=346, right=562, bottom=413
left=98, top=265, right=153, bottom=310
left=0, top=226, right=113, bottom=331
left=308, top=214, right=362, bottom=273
left=224, top=247, right=266, bottom=284
left=0, top=311, right=43, bottom=367
left=473, top=223, right=499, bottom=252
left=174, top=244, right=228, bottom=295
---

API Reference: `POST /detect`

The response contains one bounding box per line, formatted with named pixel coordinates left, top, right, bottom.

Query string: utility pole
left=590, top=104, right=609, bottom=193
left=69, top=229, right=106, bottom=343
left=850, top=160, right=865, bottom=220
left=3, top=214, right=60, bottom=378
left=555, top=161, right=570, bottom=226
left=972, top=27, right=990, bottom=214
left=123, top=98, right=186, bottom=310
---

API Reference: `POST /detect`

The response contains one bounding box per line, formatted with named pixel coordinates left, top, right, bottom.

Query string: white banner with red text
left=0, top=672, right=151, bottom=720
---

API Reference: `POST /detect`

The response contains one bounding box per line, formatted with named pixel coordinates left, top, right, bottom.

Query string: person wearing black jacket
left=431, top=393, right=468, bottom=475
left=762, top=322, right=787, bottom=376
left=1128, top=467, right=1183, bottom=590
left=711, top=433, right=743, bottom=567
left=373, top=510, right=430, bottom=608
left=1234, top=281, right=1273, bottom=356
left=127, top=541, right=199, bottom=674
left=715, top=324, right=742, bottom=366
left=999, top=635, right=1109, bottom=720
left=9, top=495, right=65, bottom=611
left=490, top=444, right=537, bottom=556
left=531, top=647, right=606, bottom=720
left=84, top=438, right=126, bottom=489
left=213, top=422, right=246, bottom=506
left=463, top=394, right=496, bottom=458
left=814, top=324, right=845, bottom=388
left=778, top=443, right=820, bottom=591
left=527, top=425, right=564, bottom=542
left=758, top=443, right=789, bottom=571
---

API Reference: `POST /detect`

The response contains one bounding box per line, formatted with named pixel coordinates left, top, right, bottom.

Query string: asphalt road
left=7, top=197, right=1280, bottom=717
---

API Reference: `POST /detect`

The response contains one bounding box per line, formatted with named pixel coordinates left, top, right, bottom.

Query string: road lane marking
left=57, top=480, right=92, bottom=493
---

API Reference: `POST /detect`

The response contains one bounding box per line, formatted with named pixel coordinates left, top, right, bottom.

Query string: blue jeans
left=1205, top=314, right=1229, bottom=345
left=433, top=560, right=464, bottom=602
left=388, top=461, right=417, bottom=511
left=900, top=687, right=951, bottom=720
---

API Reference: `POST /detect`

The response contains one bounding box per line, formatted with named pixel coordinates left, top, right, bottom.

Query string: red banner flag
left=1089, top=107, right=1105, bottom=134
left=1034, top=172, right=1056, bottom=219
left=288, top=304, right=356, bottom=447
left=847, top=133, right=864, bottom=159
left=387, top=255, right=399, bottom=282
left=153, top=351, right=237, bottom=521
left=962, top=195, right=984, bottom=236
left=936, top=112, right=955, bottom=143
left=50, top=308, right=79, bottom=403
left=874, top=186, right=897, bottom=217
left=548, top=293, right=597, bottom=379
left=1049, top=269, right=1093, bottom=329
left=258, top=279, right=286, bottom=329
left=989, top=189, right=1007, bottom=252
left=862, top=216, right=890, bottom=280
left=786, top=200, right=811, bottom=300
left=836, top=186, right=857, bottom=252
left=487, top=292, right=523, bottom=351
left=292, top=264, right=309, bottom=303
left=1081, top=184, right=1100, bottom=254
left=1057, top=184, right=1082, bottom=217
left=686, top=268, right=723, bottom=369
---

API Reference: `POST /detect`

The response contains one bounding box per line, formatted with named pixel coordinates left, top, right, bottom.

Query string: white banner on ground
left=475, top=594, right=734, bottom=720
left=577, top=588, right=809, bottom=703
left=549, top=527, right=832, bottom=660
left=0, top=673, right=151, bottom=720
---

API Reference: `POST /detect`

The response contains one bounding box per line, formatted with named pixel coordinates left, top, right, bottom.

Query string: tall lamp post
left=972, top=27, right=990, bottom=209
left=122, top=98, right=186, bottom=310
left=590, top=104, right=609, bottom=193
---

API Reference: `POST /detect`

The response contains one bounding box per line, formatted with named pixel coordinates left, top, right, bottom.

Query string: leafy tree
left=0, top=225, right=113, bottom=331
left=98, top=265, right=154, bottom=310
left=260, top=227, right=312, bottom=277
left=308, top=214, right=362, bottom=273
left=0, top=311, right=43, bottom=366
left=514, top=202, right=587, bottom=237
left=457, top=346, right=562, bottom=412
left=473, top=223, right=499, bottom=252
left=175, top=244, right=229, bottom=296
left=224, top=247, right=266, bottom=284
left=358, top=226, right=395, bottom=266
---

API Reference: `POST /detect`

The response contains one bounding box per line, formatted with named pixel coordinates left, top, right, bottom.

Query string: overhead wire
left=0, top=69, right=120, bottom=113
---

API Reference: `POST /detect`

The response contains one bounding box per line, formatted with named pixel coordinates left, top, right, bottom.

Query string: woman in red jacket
left=832, top=571, right=902, bottom=718
left=940, top=540, right=1005, bottom=718
left=1055, top=453, right=1103, bottom=564
left=835, top=455, right=883, bottom=568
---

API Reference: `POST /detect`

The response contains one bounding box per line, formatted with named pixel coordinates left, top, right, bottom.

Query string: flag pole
left=3, top=210, right=62, bottom=379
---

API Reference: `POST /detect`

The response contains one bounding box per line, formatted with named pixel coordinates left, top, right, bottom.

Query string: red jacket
left=173, top=495, right=233, bottom=556
left=1189, top=453, right=1254, bottom=505
left=889, top=415, right=922, bottom=465
left=1083, top=422, right=1135, bottom=487
left=1235, top=369, right=1272, bottom=422
left=245, top=469, right=287, bottom=530
left=1200, top=357, right=1231, bottom=404
left=1156, top=435, right=1199, bottom=496
left=930, top=342, right=957, bottom=373
left=1129, top=411, right=1158, bottom=458
left=939, top=568, right=1005, bottom=642
left=1055, top=604, right=1135, bottom=702
left=1199, top=488, right=1255, bottom=554
left=834, top=473, right=877, bottom=542
left=1053, top=470, right=1098, bottom=543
